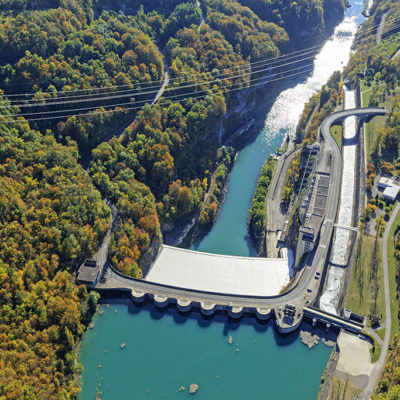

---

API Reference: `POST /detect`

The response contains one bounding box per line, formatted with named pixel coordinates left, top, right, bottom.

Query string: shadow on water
left=99, top=297, right=302, bottom=348
left=190, top=69, right=316, bottom=256
left=245, top=232, right=258, bottom=257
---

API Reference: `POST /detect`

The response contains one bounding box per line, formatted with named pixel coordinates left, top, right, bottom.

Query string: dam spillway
left=320, top=86, right=358, bottom=315
left=145, top=245, right=293, bottom=296
left=79, top=2, right=369, bottom=398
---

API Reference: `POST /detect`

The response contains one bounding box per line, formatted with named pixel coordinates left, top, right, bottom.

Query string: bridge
left=78, top=107, right=387, bottom=332
left=333, top=223, right=359, bottom=232
left=303, top=306, right=363, bottom=334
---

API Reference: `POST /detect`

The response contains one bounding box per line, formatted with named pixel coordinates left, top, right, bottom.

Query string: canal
left=79, top=1, right=366, bottom=398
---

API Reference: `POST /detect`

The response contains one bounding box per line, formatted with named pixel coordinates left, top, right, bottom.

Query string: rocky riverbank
left=299, top=324, right=338, bottom=349
left=162, top=77, right=295, bottom=251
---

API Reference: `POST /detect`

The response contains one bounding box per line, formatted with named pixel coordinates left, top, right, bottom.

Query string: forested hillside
left=0, top=0, right=346, bottom=397
left=0, top=97, right=110, bottom=398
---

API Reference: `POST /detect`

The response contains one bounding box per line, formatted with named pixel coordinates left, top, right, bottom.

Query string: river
left=79, top=1, right=366, bottom=398
left=192, top=1, right=364, bottom=257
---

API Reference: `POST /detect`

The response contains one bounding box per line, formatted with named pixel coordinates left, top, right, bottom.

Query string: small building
left=383, top=185, right=400, bottom=202
left=378, top=177, right=395, bottom=189
left=299, top=226, right=316, bottom=254
left=77, top=259, right=100, bottom=287
left=343, top=309, right=365, bottom=325
left=312, top=143, right=321, bottom=151
left=305, top=144, right=319, bottom=155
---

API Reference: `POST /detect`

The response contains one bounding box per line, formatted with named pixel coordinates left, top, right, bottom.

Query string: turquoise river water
left=79, top=2, right=366, bottom=399
left=79, top=301, right=331, bottom=399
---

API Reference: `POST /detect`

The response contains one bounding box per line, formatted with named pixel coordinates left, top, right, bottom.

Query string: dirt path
left=376, top=12, right=387, bottom=45
left=151, top=53, right=170, bottom=106
left=391, top=48, right=400, bottom=60
left=95, top=202, right=118, bottom=277
left=196, top=0, right=206, bottom=30
left=99, top=52, right=170, bottom=142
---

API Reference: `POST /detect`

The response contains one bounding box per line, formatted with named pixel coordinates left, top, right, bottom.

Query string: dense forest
left=0, top=97, right=110, bottom=398
left=0, top=0, right=348, bottom=397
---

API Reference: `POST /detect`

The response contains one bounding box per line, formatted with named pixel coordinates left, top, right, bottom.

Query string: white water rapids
left=320, top=87, right=358, bottom=314
left=263, top=16, right=358, bottom=140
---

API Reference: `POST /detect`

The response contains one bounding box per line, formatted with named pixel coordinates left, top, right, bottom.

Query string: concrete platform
left=145, top=245, right=293, bottom=296
left=336, top=332, right=373, bottom=378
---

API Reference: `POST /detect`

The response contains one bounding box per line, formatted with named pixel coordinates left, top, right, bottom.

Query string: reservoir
left=79, top=302, right=332, bottom=399
left=79, top=1, right=365, bottom=398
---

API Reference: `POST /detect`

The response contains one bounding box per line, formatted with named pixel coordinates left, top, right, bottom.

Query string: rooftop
left=379, top=177, right=395, bottom=187
left=77, top=260, right=99, bottom=284
left=383, top=185, right=400, bottom=201
left=318, top=176, right=330, bottom=188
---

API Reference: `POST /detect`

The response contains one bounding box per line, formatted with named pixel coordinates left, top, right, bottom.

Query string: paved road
left=265, top=147, right=298, bottom=257
left=359, top=201, right=400, bottom=399
left=319, top=107, right=387, bottom=228
left=97, top=107, right=387, bottom=312
left=266, top=148, right=299, bottom=232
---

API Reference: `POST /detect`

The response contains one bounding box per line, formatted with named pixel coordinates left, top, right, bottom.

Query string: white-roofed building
left=383, top=185, right=400, bottom=202
left=378, top=177, right=395, bottom=189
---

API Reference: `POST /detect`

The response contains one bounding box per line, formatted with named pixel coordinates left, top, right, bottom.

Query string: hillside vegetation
left=0, top=0, right=347, bottom=397
left=0, top=97, right=110, bottom=398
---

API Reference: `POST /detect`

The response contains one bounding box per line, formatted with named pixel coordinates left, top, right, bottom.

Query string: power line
left=1, top=12, right=398, bottom=102
left=1, top=11, right=398, bottom=122
left=0, top=46, right=322, bottom=100
left=0, top=65, right=316, bottom=122
left=0, top=52, right=319, bottom=109
left=2, top=63, right=316, bottom=119
left=2, top=19, right=397, bottom=121
left=2, top=46, right=322, bottom=104
left=1, top=30, right=398, bottom=122
left=2, top=16, right=399, bottom=110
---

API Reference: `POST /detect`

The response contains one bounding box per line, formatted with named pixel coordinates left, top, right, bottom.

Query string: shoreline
left=163, top=76, right=298, bottom=251
left=167, top=68, right=322, bottom=253
left=78, top=298, right=337, bottom=399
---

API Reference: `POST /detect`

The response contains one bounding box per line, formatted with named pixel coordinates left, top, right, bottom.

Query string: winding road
left=95, top=108, right=387, bottom=316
